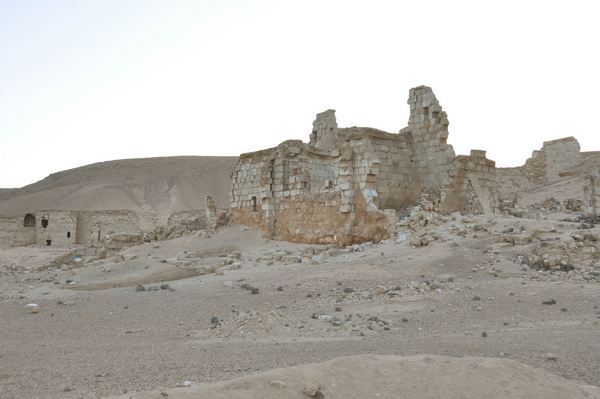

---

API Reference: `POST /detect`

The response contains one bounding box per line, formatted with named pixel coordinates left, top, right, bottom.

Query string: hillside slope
left=0, top=156, right=238, bottom=226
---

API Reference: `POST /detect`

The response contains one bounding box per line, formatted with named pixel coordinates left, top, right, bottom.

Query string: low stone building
left=0, top=209, right=141, bottom=253
left=230, top=86, right=498, bottom=244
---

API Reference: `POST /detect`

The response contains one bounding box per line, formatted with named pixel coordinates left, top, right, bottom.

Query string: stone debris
left=303, top=382, right=320, bottom=397
left=25, top=303, right=39, bottom=313
left=270, top=380, right=286, bottom=388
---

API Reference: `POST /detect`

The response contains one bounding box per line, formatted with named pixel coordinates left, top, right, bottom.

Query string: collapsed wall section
left=523, top=137, right=582, bottom=184
left=167, top=210, right=206, bottom=231
left=497, top=137, right=586, bottom=199
left=440, top=150, right=497, bottom=214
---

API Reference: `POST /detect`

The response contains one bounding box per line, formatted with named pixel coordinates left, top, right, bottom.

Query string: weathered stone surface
left=230, top=86, right=499, bottom=244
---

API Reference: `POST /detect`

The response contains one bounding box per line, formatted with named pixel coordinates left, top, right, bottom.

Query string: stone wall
left=497, top=137, right=585, bottom=198
left=440, top=150, right=497, bottom=214
left=340, top=128, right=417, bottom=211
left=230, top=85, right=495, bottom=244
left=167, top=210, right=206, bottom=231
left=76, top=210, right=141, bottom=249
left=0, top=215, right=36, bottom=248
left=584, top=171, right=599, bottom=219
left=309, top=109, right=338, bottom=151
left=36, top=210, right=77, bottom=247
left=407, top=86, right=456, bottom=197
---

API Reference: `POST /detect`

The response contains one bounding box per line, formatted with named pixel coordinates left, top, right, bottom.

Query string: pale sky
left=1, top=0, right=599, bottom=188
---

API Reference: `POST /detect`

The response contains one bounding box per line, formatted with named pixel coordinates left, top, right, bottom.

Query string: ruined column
left=205, top=196, right=217, bottom=231
left=584, top=173, right=599, bottom=220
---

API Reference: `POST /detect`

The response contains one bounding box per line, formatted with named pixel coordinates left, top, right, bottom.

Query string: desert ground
left=1, top=209, right=599, bottom=398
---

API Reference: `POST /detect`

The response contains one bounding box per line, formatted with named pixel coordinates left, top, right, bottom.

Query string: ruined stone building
left=230, top=86, right=498, bottom=244
left=2, top=85, right=598, bottom=251
left=0, top=210, right=141, bottom=254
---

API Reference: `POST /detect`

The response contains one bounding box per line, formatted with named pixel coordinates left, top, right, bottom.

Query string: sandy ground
left=1, top=215, right=600, bottom=398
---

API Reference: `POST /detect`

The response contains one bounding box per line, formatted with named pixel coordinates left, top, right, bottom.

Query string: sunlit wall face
left=1, top=0, right=599, bottom=188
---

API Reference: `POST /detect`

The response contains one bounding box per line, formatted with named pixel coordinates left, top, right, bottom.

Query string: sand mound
left=0, top=156, right=237, bottom=226
left=108, top=354, right=599, bottom=399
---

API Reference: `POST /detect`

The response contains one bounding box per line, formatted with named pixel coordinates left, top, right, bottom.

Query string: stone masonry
left=230, top=86, right=498, bottom=244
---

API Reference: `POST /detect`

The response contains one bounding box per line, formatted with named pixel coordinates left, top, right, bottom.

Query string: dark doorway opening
left=24, top=213, right=36, bottom=227
left=41, top=219, right=49, bottom=228
left=46, top=239, right=52, bottom=246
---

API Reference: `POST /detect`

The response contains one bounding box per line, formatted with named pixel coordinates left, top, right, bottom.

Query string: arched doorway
left=24, top=213, right=36, bottom=228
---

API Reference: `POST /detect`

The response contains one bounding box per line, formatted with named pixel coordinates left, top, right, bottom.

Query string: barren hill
left=0, top=156, right=238, bottom=226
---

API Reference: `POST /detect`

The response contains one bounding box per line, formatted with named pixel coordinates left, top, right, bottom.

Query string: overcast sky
left=1, top=0, right=599, bottom=188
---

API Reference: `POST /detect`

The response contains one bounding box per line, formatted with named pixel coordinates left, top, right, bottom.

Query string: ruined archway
left=23, top=213, right=36, bottom=228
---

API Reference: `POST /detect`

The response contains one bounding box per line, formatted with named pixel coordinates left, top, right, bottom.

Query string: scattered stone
left=546, top=353, right=558, bottom=361
left=210, top=316, right=220, bottom=325
left=343, top=287, right=354, bottom=293
left=25, top=303, right=39, bottom=314
left=482, top=331, right=488, bottom=337
left=160, top=283, right=170, bottom=290
left=542, top=299, right=557, bottom=305
left=135, top=284, right=146, bottom=292
left=183, top=380, right=192, bottom=387
left=251, top=287, right=259, bottom=295
left=270, top=380, right=286, bottom=388
left=472, top=295, right=481, bottom=301
left=335, top=306, right=342, bottom=312
left=303, top=382, right=319, bottom=397
left=277, top=286, right=284, bottom=292
left=560, top=307, right=568, bottom=312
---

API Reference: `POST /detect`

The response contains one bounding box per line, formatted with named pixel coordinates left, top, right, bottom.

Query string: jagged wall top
left=309, top=109, right=338, bottom=151
left=407, top=85, right=450, bottom=141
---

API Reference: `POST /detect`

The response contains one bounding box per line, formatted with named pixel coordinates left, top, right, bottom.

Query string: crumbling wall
left=499, top=137, right=584, bottom=197
left=584, top=172, right=599, bottom=219
left=309, top=109, right=338, bottom=151
left=543, top=137, right=582, bottom=181
left=205, top=196, right=229, bottom=232
left=167, top=210, right=206, bottom=231
left=230, top=132, right=397, bottom=244
left=76, top=210, right=141, bottom=254
left=407, top=86, right=456, bottom=198
left=441, top=150, right=497, bottom=214
left=340, top=128, right=417, bottom=210
left=36, top=211, right=77, bottom=246
left=230, top=85, right=497, bottom=245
